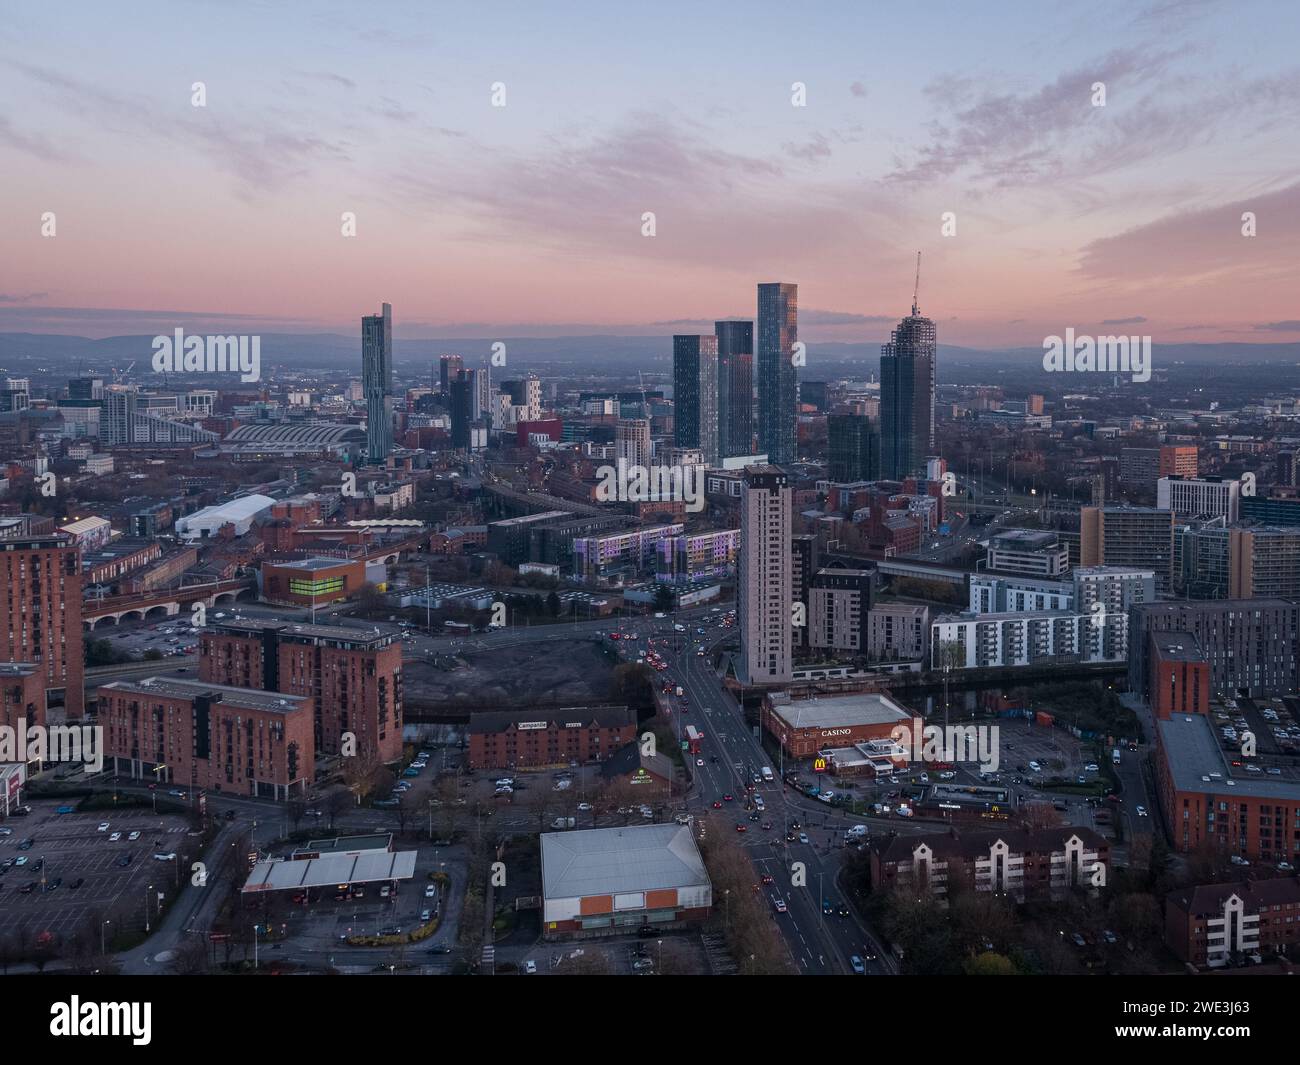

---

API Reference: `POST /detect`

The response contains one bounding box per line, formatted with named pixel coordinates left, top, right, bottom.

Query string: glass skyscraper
left=756, top=283, right=798, bottom=465
left=880, top=298, right=936, bottom=480
left=715, top=319, right=754, bottom=459
left=672, top=334, right=719, bottom=465
left=362, top=302, right=393, bottom=464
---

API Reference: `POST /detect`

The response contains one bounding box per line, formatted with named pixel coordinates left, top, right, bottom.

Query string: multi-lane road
left=599, top=611, right=895, bottom=975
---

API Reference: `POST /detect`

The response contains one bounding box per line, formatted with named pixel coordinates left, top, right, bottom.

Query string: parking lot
left=0, top=802, right=196, bottom=943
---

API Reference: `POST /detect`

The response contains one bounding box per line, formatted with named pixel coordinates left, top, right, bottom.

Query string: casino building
left=761, top=689, right=914, bottom=758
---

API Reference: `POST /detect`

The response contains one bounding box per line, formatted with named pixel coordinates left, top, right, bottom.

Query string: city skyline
left=3, top=1, right=1299, bottom=346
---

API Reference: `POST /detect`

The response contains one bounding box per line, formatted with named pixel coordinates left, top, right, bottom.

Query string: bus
left=684, top=725, right=703, bottom=755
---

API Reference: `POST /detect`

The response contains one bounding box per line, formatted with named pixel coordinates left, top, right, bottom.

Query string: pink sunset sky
left=2, top=1, right=1298, bottom=347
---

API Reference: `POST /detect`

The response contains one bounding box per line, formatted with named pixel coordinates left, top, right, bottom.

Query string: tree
left=964, top=951, right=1016, bottom=975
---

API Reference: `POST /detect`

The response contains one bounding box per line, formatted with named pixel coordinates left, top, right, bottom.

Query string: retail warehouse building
left=540, top=824, right=711, bottom=937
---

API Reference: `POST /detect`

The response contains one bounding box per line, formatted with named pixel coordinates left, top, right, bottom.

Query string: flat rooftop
left=541, top=824, right=709, bottom=900
left=768, top=690, right=913, bottom=730
left=1152, top=631, right=1204, bottom=662
left=299, top=833, right=392, bottom=854
left=242, top=848, right=416, bottom=893
left=211, top=618, right=396, bottom=646
left=99, top=676, right=311, bottom=713
left=268, top=556, right=356, bottom=571
left=1158, top=714, right=1300, bottom=800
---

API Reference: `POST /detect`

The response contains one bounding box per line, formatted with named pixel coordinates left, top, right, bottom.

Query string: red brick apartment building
left=869, top=825, right=1110, bottom=904
left=0, top=663, right=47, bottom=734
left=0, top=534, right=84, bottom=717
left=1150, top=631, right=1211, bottom=720
left=1166, top=878, right=1300, bottom=967
left=97, top=676, right=314, bottom=800
left=200, top=619, right=402, bottom=764
left=468, top=707, right=635, bottom=770
left=1155, top=714, right=1300, bottom=862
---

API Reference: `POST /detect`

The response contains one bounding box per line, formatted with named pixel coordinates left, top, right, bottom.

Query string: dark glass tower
left=880, top=294, right=936, bottom=480
left=450, top=368, right=477, bottom=449
left=715, top=320, right=754, bottom=459
left=757, top=283, right=798, bottom=465
left=362, top=302, right=393, bottom=464
left=672, top=334, right=719, bottom=465
left=827, top=413, right=880, bottom=482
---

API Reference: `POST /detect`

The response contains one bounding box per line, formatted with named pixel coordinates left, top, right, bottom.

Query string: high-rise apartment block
left=738, top=466, right=793, bottom=684
left=672, top=334, right=720, bottom=466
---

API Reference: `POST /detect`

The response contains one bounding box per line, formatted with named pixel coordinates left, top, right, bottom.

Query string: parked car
left=424, top=884, right=437, bottom=898
left=850, top=955, right=865, bottom=974
left=524, top=959, right=538, bottom=974
left=128, top=831, right=141, bottom=841
left=97, top=822, right=111, bottom=832
left=153, top=852, right=177, bottom=861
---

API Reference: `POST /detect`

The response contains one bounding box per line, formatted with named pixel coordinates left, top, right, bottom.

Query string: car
left=760, top=873, right=774, bottom=885
left=378, top=926, right=402, bottom=936
left=128, top=831, right=141, bottom=841
left=632, top=958, right=654, bottom=972
left=108, top=832, right=122, bottom=842
left=18, top=882, right=36, bottom=894
left=850, top=955, right=865, bottom=974
left=761, top=821, right=772, bottom=830
left=577, top=802, right=593, bottom=812
left=427, top=945, right=452, bottom=955
left=1102, top=930, right=1118, bottom=944
left=306, top=809, right=323, bottom=818
left=748, top=812, right=760, bottom=822
left=1135, top=805, right=1148, bottom=817
left=799, top=833, right=810, bottom=845
left=1230, top=855, right=1251, bottom=867
left=115, top=854, right=133, bottom=868
left=0, top=828, right=10, bottom=836
left=17, top=838, right=33, bottom=850
left=69, top=878, right=84, bottom=890
left=153, top=852, right=176, bottom=861
left=420, top=908, right=433, bottom=922
left=822, top=899, right=834, bottom=915
left=32, top=858, right=43, bottom=871
left=167, top=790, right=187, bottom=798
left=723, top=794, right=733, bottom=802
left=524, top=959, right=538, bottom=974
left=373, top=798, right=399, bottom=808
left=14, top=856, right=27, bottom=866
left=773, top=897, right=788, bottom=913
left=97, top=822, right=110, bottom=832
left=1071, top=932, right=1087, bottom=947
left=735, top=824, right=747, bottom=833
left=380, top=885, right=391, bottom=898
left=711, top=800, right=723, bottom=809
left=696, top=758, right=704, bottom=767
left=46, top=877, right=62, bottom=890
left=1083, top=763, right=1100, bottom=773
left=424, top=884, right=437, bottom=898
